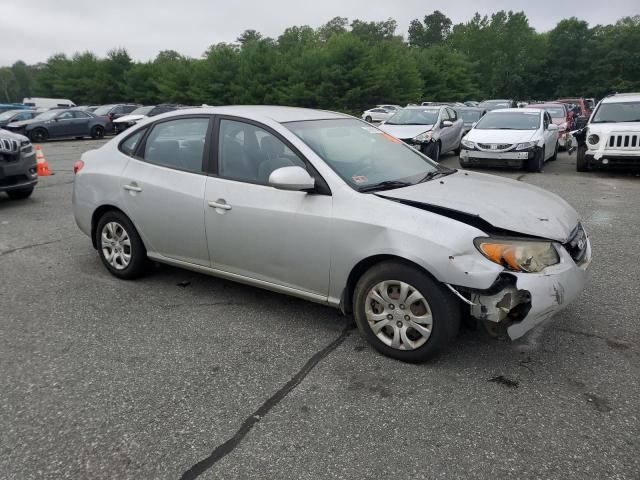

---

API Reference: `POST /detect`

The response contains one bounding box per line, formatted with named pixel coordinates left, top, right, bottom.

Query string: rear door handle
left=123, top=184, right=142, bottom=193
left=208, top=200, right=232, bottom=210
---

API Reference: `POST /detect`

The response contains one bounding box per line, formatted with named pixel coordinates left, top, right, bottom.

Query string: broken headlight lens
left=474, top=238, right=560, bottom=273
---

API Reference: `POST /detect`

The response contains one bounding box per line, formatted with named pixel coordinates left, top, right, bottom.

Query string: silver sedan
left=73, top=106, right=591, bottom=362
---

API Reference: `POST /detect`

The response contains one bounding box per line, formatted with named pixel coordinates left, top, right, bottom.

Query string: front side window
left=475, top=112, right=541, bottom=130
left=57, top=111, right=74, bottom=120
left=591, top=102, right=640, bottom=123
left=93, top=105, right=114, bottom=116
left=218, top=119, right=306, bottom=185
left=142, top=118, right=209, bottom=173
left=286, top=119, right=441, bottom=190
left=459, top=110, right=481, bottom=123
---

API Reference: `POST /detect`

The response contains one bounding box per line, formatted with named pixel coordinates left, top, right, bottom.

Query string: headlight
left=461, top=138, right=476, bottom=149
left=474, top=237, right=560, bottom=273
left=413, top=131, right=432, bottom=143
left=588, top=134, right=599, bottom=145
left=515, top=141, right=537, bottom=150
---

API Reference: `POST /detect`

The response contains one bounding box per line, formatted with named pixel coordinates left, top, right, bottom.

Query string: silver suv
left=73, top=106, right=591, bottom=362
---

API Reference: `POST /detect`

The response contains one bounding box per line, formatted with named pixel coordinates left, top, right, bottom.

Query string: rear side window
left=120, top=129, right=146, bottom=156
left=142, top=118, right=209, bottom=173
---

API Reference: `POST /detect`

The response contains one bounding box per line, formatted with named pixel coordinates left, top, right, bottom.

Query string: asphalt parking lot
left=1, top=139, right=638, bottom=479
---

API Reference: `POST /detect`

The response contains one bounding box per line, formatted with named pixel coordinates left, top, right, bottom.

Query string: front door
left=120, top=116, right=211, bottom=266
left=204, top=118, right=332, bottom=297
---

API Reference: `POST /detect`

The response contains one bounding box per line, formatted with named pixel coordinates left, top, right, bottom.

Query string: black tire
left=29, top=128, right=48, bottom=143
left=549, top=142, right=559, bottom=161
left=353, top=261, right=460, bottom=362
left=365, top=116, right=373, bottom=123
left=525, top=147, right=544, bottom=172
left=91, top=125, right=105, bottom=139
left=6, top=187, right=34, bottom=200
left=458, top=158, right=469, bottom=169
left=424, top=141, right=440, bottom=162
left=576, top=144, right=590, bottom=172
left=95, top=210, right=147, bottom=279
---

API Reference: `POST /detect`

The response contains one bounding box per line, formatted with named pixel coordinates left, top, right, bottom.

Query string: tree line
left=1, top=11, right=639, bottom=114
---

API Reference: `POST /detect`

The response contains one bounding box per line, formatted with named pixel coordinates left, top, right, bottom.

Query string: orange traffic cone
left=35, top=145, right=52, bottom=176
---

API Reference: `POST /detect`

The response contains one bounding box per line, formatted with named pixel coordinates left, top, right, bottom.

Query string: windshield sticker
left=382, top=132, right=402, bottom=144
left=352, top=175, right=368, bottom=184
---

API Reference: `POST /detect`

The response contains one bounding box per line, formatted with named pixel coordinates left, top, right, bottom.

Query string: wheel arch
left=340, top=254, right=440, bottom=315
left=90, top=204, right=138, bottom=249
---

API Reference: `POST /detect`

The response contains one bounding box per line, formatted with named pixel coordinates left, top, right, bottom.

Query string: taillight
left=73, top=160, right=85, bottom=174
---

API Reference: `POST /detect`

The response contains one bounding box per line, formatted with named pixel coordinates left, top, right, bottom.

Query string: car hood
left=378, top=170, right=579, bottom=242
left=379, top=124, right=434, bottom=140
left=0, top=128, right=28, bottom=142
left=114, top=114, right=147, bottom=123
left=588, top=121, right=640, bottom=133
left=5, top=119, right=39, bottom=128
left=465, top=129, right=538, bottom=144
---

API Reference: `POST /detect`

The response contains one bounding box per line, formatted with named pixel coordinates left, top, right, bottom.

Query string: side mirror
left=269, top=166, right=315, bottom=192
left=441, top=120, right=453, bottom=128
left=548, top=124, right=559, bottom=131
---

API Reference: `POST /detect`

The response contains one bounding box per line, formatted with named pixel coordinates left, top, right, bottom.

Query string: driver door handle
left=123, top=183, right=142, bottom=193
left=208, top=200, right=232, bottom=210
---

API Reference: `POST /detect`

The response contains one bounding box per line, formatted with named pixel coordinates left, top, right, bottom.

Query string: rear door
left=120, top=116, right=212, bottom=266
left=203, top=116, right=332, bottom=297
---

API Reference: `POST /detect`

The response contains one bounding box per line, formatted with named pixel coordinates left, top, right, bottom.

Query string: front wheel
left=95, top=210, right=147, bottom=279
left=91, top=125, right=105, bottom=139
left=525, top=147, right=544, bottom=172
left=365, top=116, right=372, bottom=123
left=29, top=128, right=48, bottom=143
left=353, top=261, right=460, bottom=362
left=576, top=144, right=590, bottom=172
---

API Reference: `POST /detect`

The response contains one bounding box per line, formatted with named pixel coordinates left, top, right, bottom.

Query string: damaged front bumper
left=454, top=238, right=592, bottom=340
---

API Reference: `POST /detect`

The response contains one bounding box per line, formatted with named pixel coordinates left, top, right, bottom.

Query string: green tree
left=408, top=10, right=452, bottom=47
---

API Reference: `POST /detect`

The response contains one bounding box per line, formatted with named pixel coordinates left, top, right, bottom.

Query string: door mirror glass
left=441, top=120, right=453, bottom=128
left=269, top=166, right=315, bottom=191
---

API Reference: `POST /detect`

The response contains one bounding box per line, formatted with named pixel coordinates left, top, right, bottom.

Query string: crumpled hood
left=465, top=129, right=538, bottom=144
left=114, top=114, right=146, bottom=124
left=379, top=124, right=434, bottom=140
left=5, top=119, right=36, bottom=128
left=379, top=170, right=580, bottom=242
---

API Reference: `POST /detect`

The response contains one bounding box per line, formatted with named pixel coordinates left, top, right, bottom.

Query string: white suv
left=577, top=93, right=640, bottom=171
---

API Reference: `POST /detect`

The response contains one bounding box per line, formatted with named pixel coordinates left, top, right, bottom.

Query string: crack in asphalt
left=179, top=323, right=355, bottom=480
left=0, top=238, right=65, bottom=257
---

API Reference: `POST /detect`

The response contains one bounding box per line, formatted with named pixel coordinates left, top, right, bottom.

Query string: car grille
left=0, top=138, right=19, bottom=154
left=477, top=143, right=514, bottom=152
left=0, top=152, right=20, bottom=163
left=564, top=223, right=588, bottom=264
left=607, top=133, right=639, bottom=150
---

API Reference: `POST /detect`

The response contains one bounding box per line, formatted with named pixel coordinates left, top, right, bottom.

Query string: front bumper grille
left=608, top=133, right=639, bottom=150
left=564, top=223, right=588, bottom=264
left=477, top=143, right=514, bottom=152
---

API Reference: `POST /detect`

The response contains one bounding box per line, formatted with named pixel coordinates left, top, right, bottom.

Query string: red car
left=556, top=98, right=593, bottom=128
left=528, top=102, right=572, bottom=149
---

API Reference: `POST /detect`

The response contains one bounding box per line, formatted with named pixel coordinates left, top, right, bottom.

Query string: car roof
left=491, top=108, right=542, bottom=114
left=528, top=103, right=566, bottom=109
left=404, top=105, right=441, bottom=111
left=157, top=105, right=350, bottom=123
left=602, top=93, right=640, bottom=103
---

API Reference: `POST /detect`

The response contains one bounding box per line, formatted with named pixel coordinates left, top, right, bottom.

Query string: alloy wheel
left=365, top=280, right=433, bottom=350
left=100, top=221, right=132, bottom=270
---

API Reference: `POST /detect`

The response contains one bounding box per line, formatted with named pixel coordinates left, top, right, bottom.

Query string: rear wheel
left=91, top=125, right=105, bottom=139
left=7, top=187, right=34, bottom=200
left=95, top=210, right=147, bottom=279
left=29, top=128, right=48, bottom=143
left=353, top=261, right=460, bottom=362
left=525, top=147, right=544, bottom=172
left=576, top=144, right=590, bottom=172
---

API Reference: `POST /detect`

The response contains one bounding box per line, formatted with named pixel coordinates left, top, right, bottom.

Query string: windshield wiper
left=359, top=180, right=414, bottom=192
left=417, top=168, right=457, bottom=183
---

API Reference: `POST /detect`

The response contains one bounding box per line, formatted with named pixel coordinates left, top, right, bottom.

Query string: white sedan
left=459, top=108, right=560, bottom=172
left=362, top=107, right=396, bottom=123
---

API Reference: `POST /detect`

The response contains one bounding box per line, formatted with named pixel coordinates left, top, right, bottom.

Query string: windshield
left=475, top=111, right=540, bottom=130
left=285, top=119, right=440, bottom=190
left=37, top=110, right=62, bottom=120
left=592, top=102, right=640, bottom=123
left=93, top=105, right=115, bottom=115
left=385, top=109, right=439, bottom=125
left=130, top=106, right=154, bottom=116
left=479, top=100, right=511, bottom=109
left=0, top=110, right=21, bottom=121
left=459, top=110, right=482, bottom=123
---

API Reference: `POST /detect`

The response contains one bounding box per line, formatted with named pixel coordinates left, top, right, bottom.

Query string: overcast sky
left=1, top=0, right=638, bottom=66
